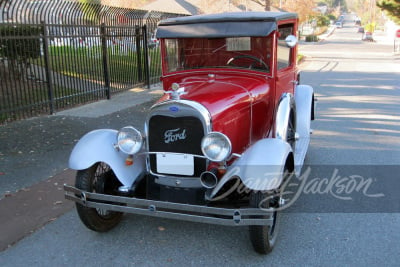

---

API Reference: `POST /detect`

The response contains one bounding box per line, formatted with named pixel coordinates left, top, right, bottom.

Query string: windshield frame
left=161, top=36, right=273, bottom=75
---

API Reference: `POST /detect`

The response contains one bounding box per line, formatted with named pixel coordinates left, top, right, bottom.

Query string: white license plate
left=156, top=153, right=194, bottom=176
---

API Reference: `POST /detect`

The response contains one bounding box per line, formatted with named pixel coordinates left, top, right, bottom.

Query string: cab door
left=275, top=23, right=297, bottom=103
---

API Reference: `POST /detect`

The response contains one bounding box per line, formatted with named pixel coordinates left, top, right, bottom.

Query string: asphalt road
left=1, top=20, right=400, bottom=266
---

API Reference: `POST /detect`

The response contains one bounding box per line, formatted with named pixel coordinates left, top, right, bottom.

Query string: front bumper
left=64, top=184, right=274, bottom=226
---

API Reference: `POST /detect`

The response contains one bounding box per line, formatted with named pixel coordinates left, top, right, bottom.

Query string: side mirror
left=285, top=35, right=298, bottom=48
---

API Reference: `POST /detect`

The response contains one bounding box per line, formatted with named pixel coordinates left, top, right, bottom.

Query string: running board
left=294, top=136, right=310, bottom=176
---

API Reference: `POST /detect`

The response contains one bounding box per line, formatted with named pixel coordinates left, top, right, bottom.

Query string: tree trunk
left=265, top=0, right=271, bottom=11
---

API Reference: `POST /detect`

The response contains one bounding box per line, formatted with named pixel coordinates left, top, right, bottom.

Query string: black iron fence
left=0, top=0, right=183, bottom=123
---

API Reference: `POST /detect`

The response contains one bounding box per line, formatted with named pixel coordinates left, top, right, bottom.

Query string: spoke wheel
left=75, top=162, right=123, bottom=232
left=248, top=164, right=290, bottom=254
left=249, top=190, right=281, bottom=254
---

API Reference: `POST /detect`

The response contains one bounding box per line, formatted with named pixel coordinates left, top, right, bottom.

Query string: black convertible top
left=156, top=12, right=298, bottom=38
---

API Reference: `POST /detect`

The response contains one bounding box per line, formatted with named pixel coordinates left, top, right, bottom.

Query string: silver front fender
left=209, top=138, right=293, bottom=200
left=274, top=93, right=296, bottom=141
left=295, top=84, right=314, bottom=137
left=69, top=129, right=146, bottom=187
left=293, top=84, right=314, bottom=175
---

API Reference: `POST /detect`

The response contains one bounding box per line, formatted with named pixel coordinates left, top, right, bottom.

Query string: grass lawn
left=43, top=45, right=162, bottom=86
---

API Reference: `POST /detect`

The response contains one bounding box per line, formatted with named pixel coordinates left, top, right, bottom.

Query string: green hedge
left=305, top=35, right=319, bottom=42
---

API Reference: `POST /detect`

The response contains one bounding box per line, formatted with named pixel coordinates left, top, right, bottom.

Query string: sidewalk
left=0, top=85, right=163, bottom=250
left=56, top=85, right=164, bottom=118
left=0, top=85, right=163, bottom=197
left=318, top=25, right=336, bottom=41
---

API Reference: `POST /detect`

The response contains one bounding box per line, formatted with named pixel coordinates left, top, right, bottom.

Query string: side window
left=277, top=24, right=294, bottom=70
left=165, top=39, right=179, bottom=72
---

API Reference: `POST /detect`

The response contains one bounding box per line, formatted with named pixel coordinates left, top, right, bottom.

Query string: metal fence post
left=100, top=23, right=111, bottom=99
left=0, top=0, right=186, bottom=123
left=142, top=25, right=150, bottom=89
left=135, top=26, right=143, bottom=82
left=41, top=21, right=55, bottom=114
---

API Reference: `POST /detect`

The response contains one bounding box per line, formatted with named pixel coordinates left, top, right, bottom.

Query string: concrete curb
left=56, top=85, right=164, bottom=118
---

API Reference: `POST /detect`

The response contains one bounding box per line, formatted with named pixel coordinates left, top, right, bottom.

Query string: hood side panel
left=160, top=73, right=273, bottom=154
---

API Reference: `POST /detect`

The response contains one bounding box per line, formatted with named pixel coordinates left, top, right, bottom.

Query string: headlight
left=117, top=126, right=143, bottom=155
left=201, top=132, right=232, bottom=162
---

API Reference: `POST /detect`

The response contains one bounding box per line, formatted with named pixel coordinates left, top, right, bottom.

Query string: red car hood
left=158, top=73, right=272, bottom=153
left=181, top=77, right=250, bottom=115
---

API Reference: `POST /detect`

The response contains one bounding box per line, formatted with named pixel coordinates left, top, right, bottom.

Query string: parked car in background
left=362, top=31, right=374, bottom=42
left=335, top=21, right=343, bottom=28
left=65, top=11, right=315, bottom=255
left=148, top=32, right=159, bottom=48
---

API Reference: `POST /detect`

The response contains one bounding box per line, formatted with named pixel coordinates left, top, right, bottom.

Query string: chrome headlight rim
left=201, top=131, right=232, bottom=162
left=117, top=126, right=143, bottom=155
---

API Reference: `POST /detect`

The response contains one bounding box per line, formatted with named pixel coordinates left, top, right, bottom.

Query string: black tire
left=249, top=190, right=281, bottom=254
left=75, top=162, right=123, bottom=232
left=286, top=111, right=296, bottom=152
left=248, top=164, right=291, bottom=254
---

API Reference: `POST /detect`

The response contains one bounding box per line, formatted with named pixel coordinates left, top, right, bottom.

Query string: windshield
left=163, top=36, right=273, bottom=74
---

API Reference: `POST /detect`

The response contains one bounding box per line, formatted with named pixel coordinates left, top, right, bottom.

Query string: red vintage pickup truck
left=65, top=11, right=315, bottom=254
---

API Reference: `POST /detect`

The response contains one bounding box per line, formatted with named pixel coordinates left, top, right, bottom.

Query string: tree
left=250, top=0, right=271, bottom=10
left=79, top=0, right=102, bottom=24
left=282, top=0, right=318, bottom=24
left=377, top=0, right=400, bottom=23
left=265, top=0, right=271, bottom=11
left=0, top=25, right=41, bottom=78
left=314, top=14, right=331, bottom=26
